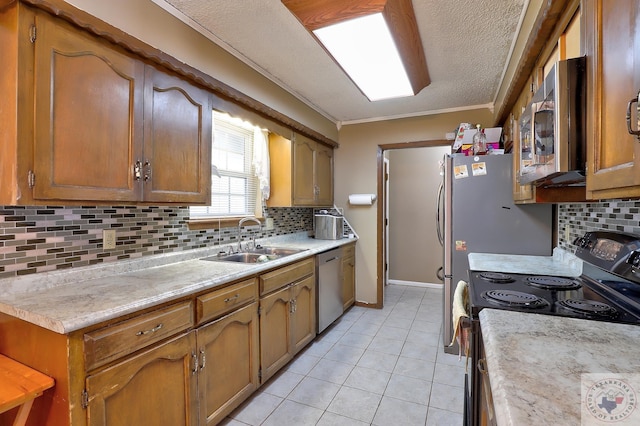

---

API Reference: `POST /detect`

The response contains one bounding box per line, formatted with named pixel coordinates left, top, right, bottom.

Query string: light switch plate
left=265, top=218, right=274, bottom=230
left=103, top=230, right=116, bottom=250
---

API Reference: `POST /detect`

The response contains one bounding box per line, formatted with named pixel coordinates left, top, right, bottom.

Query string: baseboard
left=388, top=279, right=443, bottom=289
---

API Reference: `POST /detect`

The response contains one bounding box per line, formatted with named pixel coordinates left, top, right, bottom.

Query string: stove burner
left=482, top=290, right=549, bottom=309
left=479, top=272, right=514, bottom=283
left=556, top=299, right=618, bottom=319
left=525, top=276, right=582, bottom=290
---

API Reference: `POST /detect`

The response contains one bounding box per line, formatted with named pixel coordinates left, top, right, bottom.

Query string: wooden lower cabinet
left=0, top=259, right=323, bottom=426
left=85, top=331, right=199, bottom=426
left=341, top=244, right=356, bottom=310
left=197, top=302, right=259, bottom=426
left=290, top=276, right=316, bottom=355
left=259, top=264, right=316, bottom=384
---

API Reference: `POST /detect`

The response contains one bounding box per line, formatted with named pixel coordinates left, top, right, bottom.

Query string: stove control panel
left=575, top=231, right=640, bottom=284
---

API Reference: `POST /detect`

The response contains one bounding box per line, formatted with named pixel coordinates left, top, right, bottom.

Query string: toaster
left=314, top=213, right=344, bottom=240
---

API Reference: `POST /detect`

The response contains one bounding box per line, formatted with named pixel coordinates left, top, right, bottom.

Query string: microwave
left=520, top=56, right=586, bottom=186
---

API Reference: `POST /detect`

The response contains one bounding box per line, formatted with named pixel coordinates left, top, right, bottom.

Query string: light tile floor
left=222, top=284, right=465, bottom=426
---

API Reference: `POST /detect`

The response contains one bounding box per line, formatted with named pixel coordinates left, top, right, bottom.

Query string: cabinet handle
left=134, top=160, right=142, bottom=181
left=144, top=160, right=152, bottom=181
left=135, top=323, right=163, bottom=336
left=626, top=91, right=640, bottom=140
left=192, top=352, right=198, bottom=375
left=224, top=294, right=240, bottom=303
left=477, top=358, right=487, bottom=374
left=199, top=349, right=206, bottom=370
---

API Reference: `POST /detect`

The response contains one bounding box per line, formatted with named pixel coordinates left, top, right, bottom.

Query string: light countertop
left=0, top=233, right=356, bottom=334
left=480, top=309, right=640, bottom=425
left=468, top=247, right=582, bottom=277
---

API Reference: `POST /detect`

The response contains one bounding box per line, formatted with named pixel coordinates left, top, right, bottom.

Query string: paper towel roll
left=349, top=193, right=377, bottom=205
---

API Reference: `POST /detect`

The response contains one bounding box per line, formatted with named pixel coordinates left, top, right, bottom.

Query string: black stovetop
left=469, top=231, right=640, bottom=325
left=468, top=269, right=640, bottom=324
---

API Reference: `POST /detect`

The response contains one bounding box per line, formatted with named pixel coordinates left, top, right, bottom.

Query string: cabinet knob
left=144, top=160, right=152, bottom=181
left=626, top=91, right=640, bottom=140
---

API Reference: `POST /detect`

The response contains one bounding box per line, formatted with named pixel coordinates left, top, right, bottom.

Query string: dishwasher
left=316, top=248, right=342, bottom=333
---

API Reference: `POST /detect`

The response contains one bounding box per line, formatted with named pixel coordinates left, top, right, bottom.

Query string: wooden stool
left=0, top=354, right=54, bottom=426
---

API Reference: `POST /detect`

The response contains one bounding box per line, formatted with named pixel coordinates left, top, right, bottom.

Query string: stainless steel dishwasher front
left=316, top=248, right=342, bottom=333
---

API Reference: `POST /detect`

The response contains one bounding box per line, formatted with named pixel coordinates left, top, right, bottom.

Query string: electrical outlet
left=265, top=218, right=274, bottom=230
left=564, top=227, right=570, bottom=242
left=103, top=229, right=116, bottom=250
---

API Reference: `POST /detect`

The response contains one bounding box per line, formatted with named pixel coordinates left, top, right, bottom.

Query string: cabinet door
left=291, top=275, right=316, bottom=355
left=33, top=12, right=144, bottom=202
left=584, top=0, right=640, bottom=199
left=342, top=254, right=355, bottom=311
left=315, top=143, right=334, bottom=206
left=259, top=286, right=291, bottom=383
left=143, top=66, right=212, bottom=204
left=85, top=332, right=198, bottom=426
left=292, top=136, right=316, bottom=205
left=197, top=303, right=259, bottom=426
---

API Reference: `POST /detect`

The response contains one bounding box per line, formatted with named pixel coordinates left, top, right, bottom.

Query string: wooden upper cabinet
left=0, top=4, right=211, bottom=205
left=314, top=142, right=334, bottom=206
left=584, top=0, right=640, bottom=199
left=33, top=10, right=144, bottom=202
left=292, top=135, right=316, bottom=205
left=143, top=66, right=212, bottom=204
left=268, top=133, right=334, bottom=207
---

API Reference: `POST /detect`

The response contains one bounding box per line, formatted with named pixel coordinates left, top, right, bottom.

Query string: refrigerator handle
left=436, top=181, right=444, bottom=246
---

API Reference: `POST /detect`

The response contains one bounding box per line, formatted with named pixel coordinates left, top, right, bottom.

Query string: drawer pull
left=224, top=294, right=240, bottom=303
left=192, top=352, right=198, bottom=375
left=136, top=323, right=163, bottom=336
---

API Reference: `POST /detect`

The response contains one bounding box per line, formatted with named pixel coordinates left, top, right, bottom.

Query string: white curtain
left=253, top=128, right=270, bottom=200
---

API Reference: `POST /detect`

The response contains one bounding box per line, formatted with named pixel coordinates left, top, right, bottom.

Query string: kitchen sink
left=200, top=246, right=305, bottom=264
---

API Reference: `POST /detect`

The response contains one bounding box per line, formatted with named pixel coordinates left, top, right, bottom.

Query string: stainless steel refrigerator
left=437, top=153, right=553, bottom=354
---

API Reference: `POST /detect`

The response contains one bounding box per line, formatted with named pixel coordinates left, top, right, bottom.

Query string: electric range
left=464, top=231, right=640, bottom=426
left=468, top=231, right=640, bottom=324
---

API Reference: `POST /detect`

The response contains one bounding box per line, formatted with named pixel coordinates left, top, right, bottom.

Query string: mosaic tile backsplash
left=0, top=206, right=313, bottom=279
left=558, top=199, right=640, bottom=250
left=1, top=199, right=639, bottom=279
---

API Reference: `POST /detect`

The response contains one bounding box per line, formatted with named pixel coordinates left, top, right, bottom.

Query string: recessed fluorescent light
left=282, top=0, right=430, bottom=102
left=314, top=14, right=413, bottom=101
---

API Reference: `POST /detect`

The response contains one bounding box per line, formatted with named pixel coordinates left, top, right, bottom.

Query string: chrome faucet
left=238, top=217, right=261, bottom=251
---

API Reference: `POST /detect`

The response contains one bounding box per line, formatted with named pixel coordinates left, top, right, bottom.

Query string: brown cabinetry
left=268, top=133, right=333, bottom=207
left=0, top=3, right=211, bottom=205
left=85, top=331, right=199, bottom=426
left=584, top=0, right=640, bottom=199
left=259, top=258, right=316, bottom=383
left=196, top=302, right=259, bottom=426
left=341, top=243, right=356, bottom=310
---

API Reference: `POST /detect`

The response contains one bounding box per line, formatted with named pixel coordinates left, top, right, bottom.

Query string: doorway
left=377, top=140, right=451, bottom=307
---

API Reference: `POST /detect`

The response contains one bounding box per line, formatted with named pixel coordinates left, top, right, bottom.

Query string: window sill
left=187, top=216, right=263, bottom=231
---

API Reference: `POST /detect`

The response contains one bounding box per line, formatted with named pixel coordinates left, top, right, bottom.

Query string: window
left=190, top=111, right=261, bottom=219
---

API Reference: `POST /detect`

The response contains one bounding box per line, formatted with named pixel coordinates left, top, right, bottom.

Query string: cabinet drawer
left=84, top=300, right=194, bottom=371
left=342, top=244, right=355, bottom=259
left=260, top=257, right=314, bottom=296
left=196, top=278, right=258, bottom=325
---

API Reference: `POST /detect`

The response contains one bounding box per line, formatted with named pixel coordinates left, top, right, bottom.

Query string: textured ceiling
left=154, top=0, right=526, bottom=125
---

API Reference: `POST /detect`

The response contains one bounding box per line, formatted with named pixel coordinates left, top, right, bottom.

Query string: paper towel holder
left=348, top=193, right=377, bottom=206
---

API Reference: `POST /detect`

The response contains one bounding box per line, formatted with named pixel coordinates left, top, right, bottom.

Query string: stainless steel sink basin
left=249, top=247, right=304, bottom=256
left=200, top=246, right=305, bottom=263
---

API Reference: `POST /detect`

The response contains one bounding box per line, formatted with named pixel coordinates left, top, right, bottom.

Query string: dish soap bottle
left=472, top=124, right=487, bottom=155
